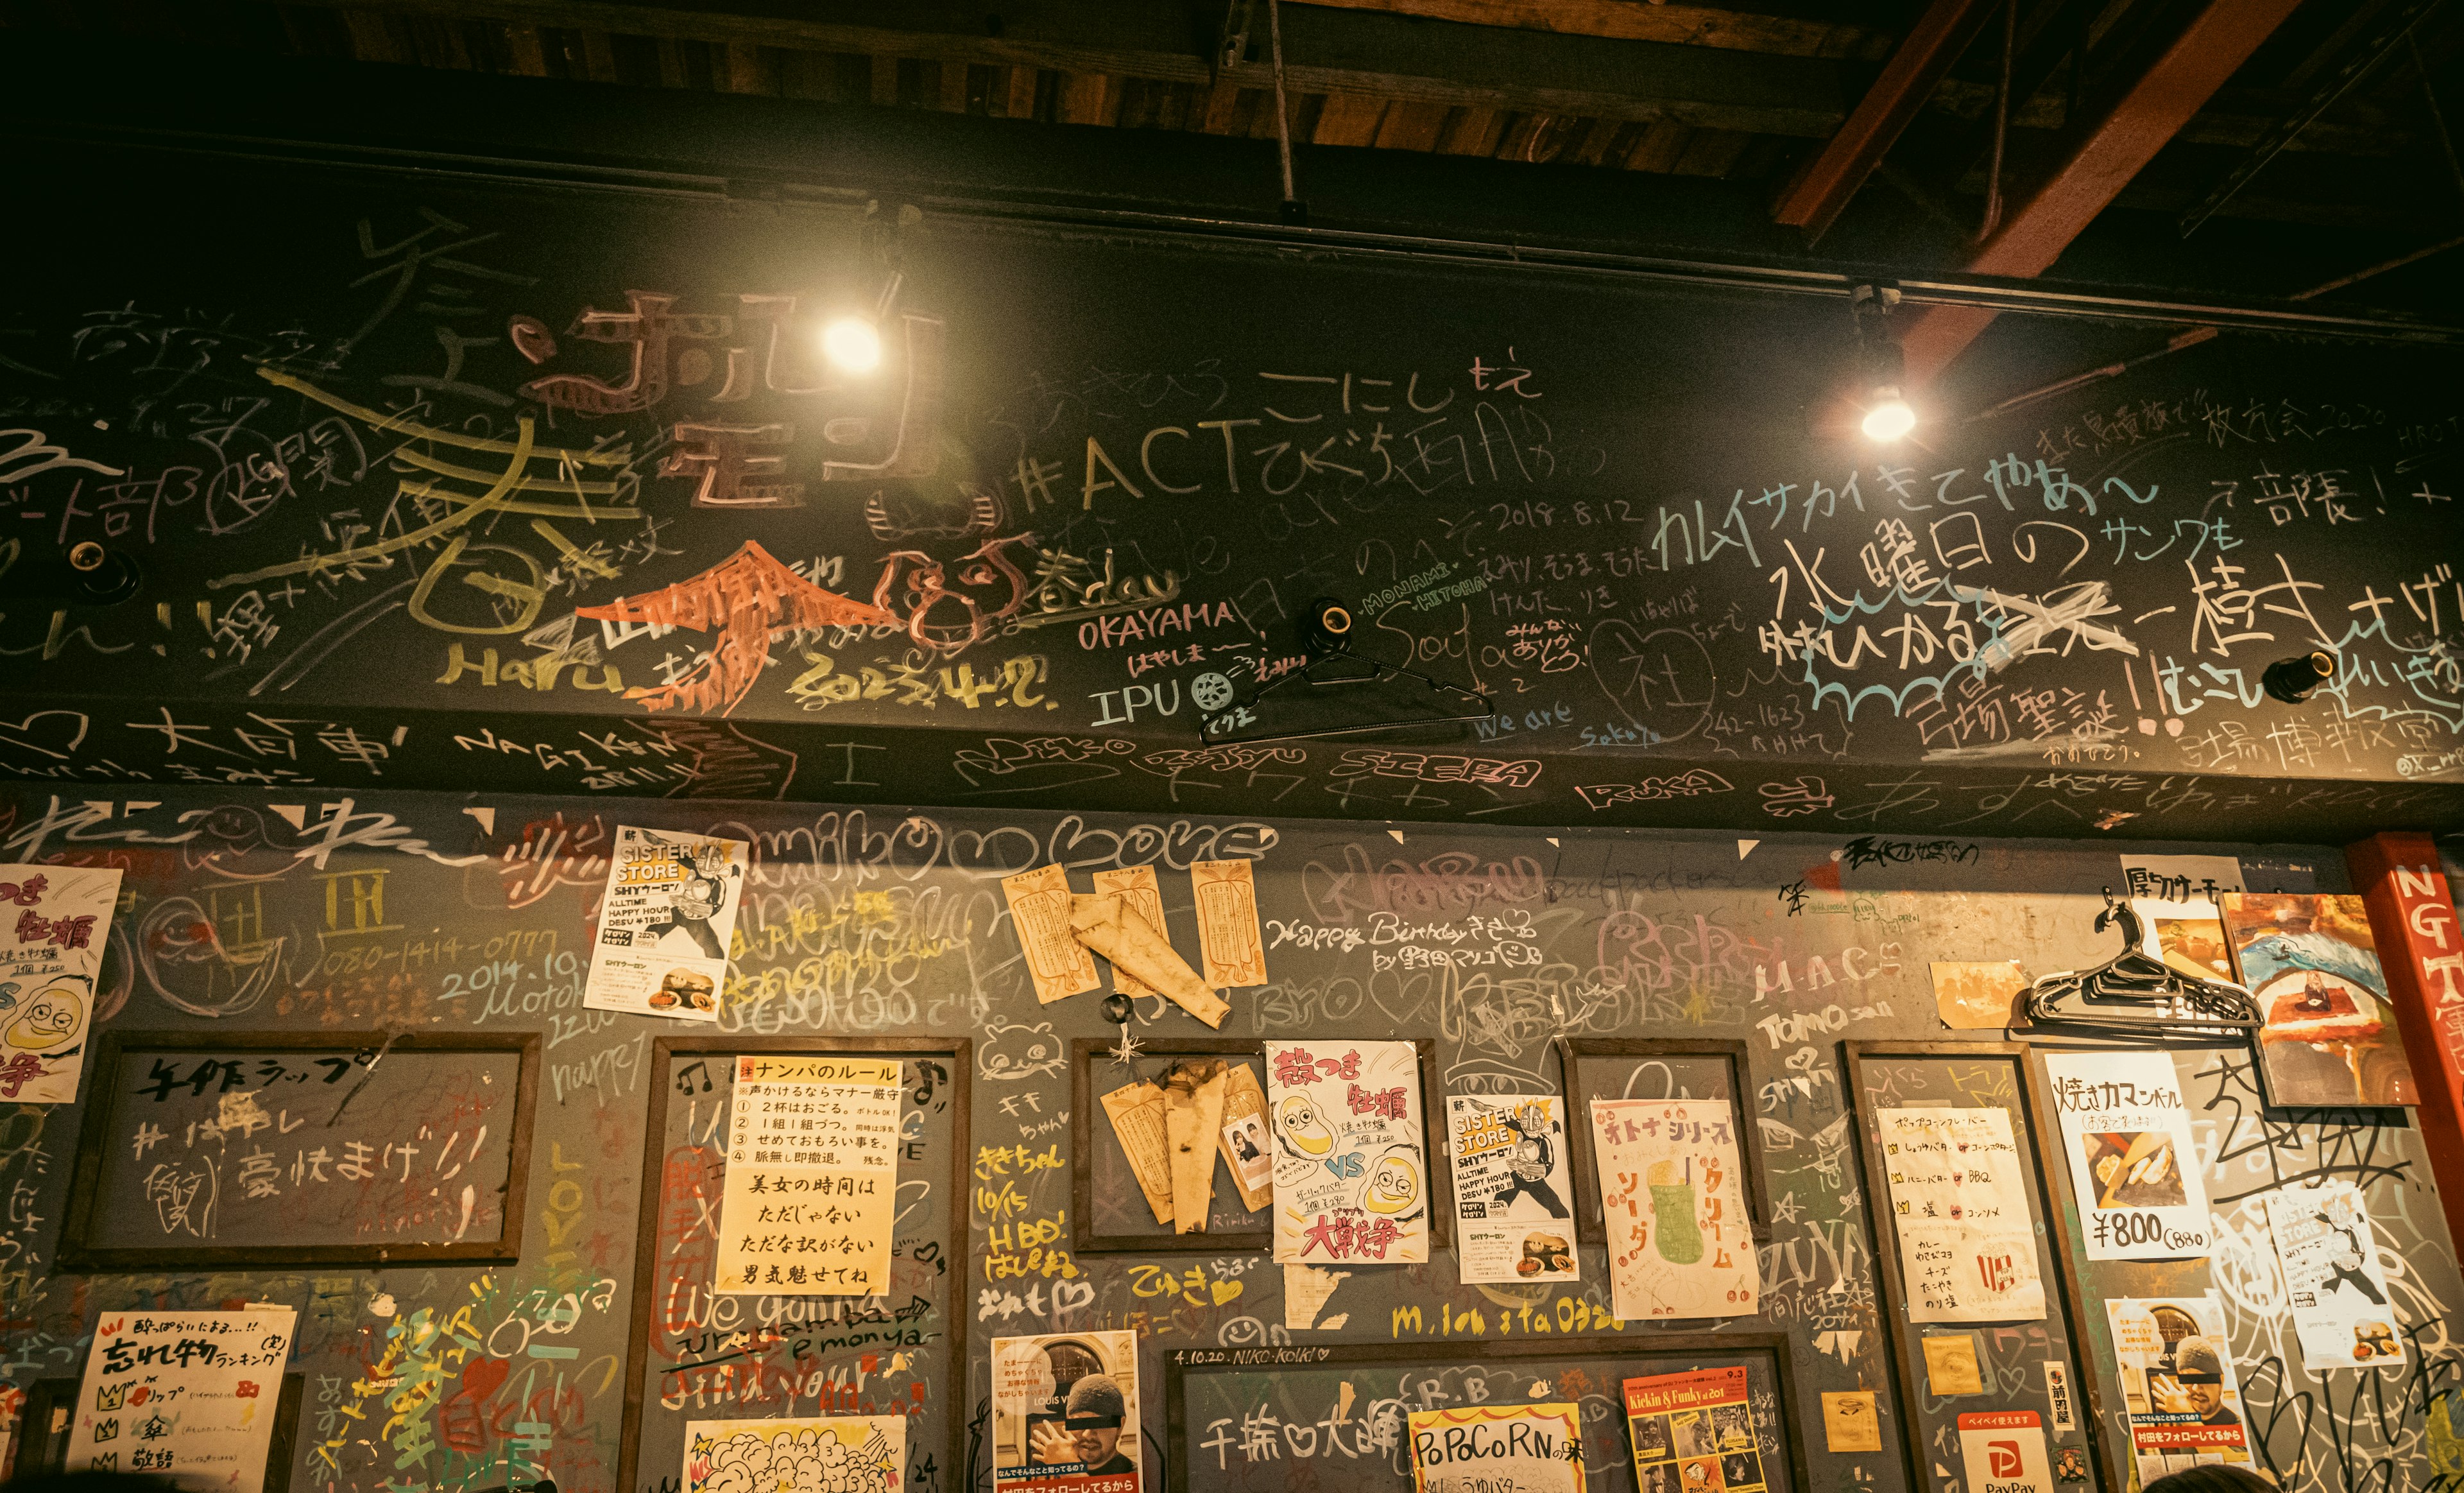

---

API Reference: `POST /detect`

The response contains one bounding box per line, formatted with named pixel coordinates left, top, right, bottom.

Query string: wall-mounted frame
left=1072, top=1038, right=1272, bottom=1253
left=1164, top=1332, right=1811, bottom=1493
left=1557, top=1037, right=1772, bottom=1247
left=17, top=1373, right=303, bottom=1489
left=1840, top=1039, right=2109, bottom=1493
left=58, top=1030, right=539, bottom=1270
left=616, top=1036, right=971, bottom=1493
left=1074, top=1036, right=1452, bottom=1254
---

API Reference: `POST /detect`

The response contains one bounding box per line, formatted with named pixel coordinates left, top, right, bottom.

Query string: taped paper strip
left=1091, top=866, right=1168, bottom=999
left=1100, top=1080, right=1175, bottom=1225
left=1002, top=863, right=1097, bottom=1003
left=1070, top=892, right=1229, bottom=1027
left=1192, top=859, right=1268, bottom=988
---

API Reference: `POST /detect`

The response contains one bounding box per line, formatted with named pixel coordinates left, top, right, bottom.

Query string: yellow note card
left=1922, top=1333, right=1985, bottom=1395
left=1821, top=1390, right=1882, bottom=1453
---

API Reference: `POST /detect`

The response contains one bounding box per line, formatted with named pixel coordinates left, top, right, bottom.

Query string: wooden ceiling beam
left=1280, top=0, right=1892, bottom=61
left=1895, top=0, right=2309, bottom=387
left=1768, top=0, right=1996, bottom=243
left=266, top=0, right=1852, bottom=137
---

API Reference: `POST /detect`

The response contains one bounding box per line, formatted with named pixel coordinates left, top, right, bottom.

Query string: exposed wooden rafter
left=1770, top=0, right=1996, bottom=241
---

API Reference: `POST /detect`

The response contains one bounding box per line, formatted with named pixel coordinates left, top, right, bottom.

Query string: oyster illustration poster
left=0, top=863, right=119, bottom=1104
left=2042, top=1051, right=2212, bottom=1261
left=1448, top=1094, right=1577, bottom=1285
left=1591, top=1100, right=1756, bottom=1320
left=585, top=825, right=747, bottom=1021
left=1267, top=1040, right=1430, bottom=1264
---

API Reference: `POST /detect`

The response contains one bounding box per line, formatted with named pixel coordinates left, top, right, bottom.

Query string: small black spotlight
left=1299, top=596, right=1353, bottom=654
left=2261, top=650, right=2334, bottom=703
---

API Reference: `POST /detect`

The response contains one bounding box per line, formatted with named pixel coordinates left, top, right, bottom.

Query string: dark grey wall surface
left=0, top=785, right=2451, bottom=1493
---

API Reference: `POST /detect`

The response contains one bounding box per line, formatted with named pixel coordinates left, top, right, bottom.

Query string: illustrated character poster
left=68, top=1307, right=297, bottom=1493
left=685, top=1416, right=904, bottom=1493
left=2222, top=892, right=2418, bottom=1108
left=2041, top=1051, right=2212, bottom=1261
left=1266, top=1040, right=1430, bottom=1264
left=2104, top=1296, right=2252, bottom=1486
left=585, top=825, right=747, bottom=1021
left=1623, top=1367, right=1765, bottom=1493
left=991, top=1331, right=1142, bottom=1493
left=0, top=863, right=119, bottom=1103
left=1409, top=1403, right=1584, bottom=1493
left=1447, top=1094, right=1577, bottom=1286
left=1591, top=1100, right=1756, bottom=1319
left=2264, top=1181, right=2404, bottom=1369
left=1874, top=1107, right=2046, bottom=1322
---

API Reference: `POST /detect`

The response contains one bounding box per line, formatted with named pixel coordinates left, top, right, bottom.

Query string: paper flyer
left=2105, top=1295, right=2254, bottom=1485
left=2041, top=1051, right=2212, bottom=1259
left=1267, top=1040, right=1430, bottom=1264
left=716, top=1056, right=902, bottom=1295
left=1623, top=1367, right=1765, bottom=1493
left=685, top=1416, right=905, bottom=1493
left=2264, top=1182, right=2404, bottom=1369
left=2117, top=855, right=2243, bottom=904
left=584, top=825, right=747, bottom=1020
left=1408, top=1404, right=1584, bottom=1493
left=1446, top=1094, right=1577, bottom=1285
left=1958, top=1411, right=2056, bottom=1493
left=1192, top=860, right=1267, bottom=988
left=1004, top=864, right=1099, bottom=1004
left=0, top=863, right=119, bottom=1104
left=68, top=1307, right=297, bottom=1492
left=1875, top=1106, right=2046, bottom=1322
left=1099, top=1080, right=1175, bottom=1226
left=1591, top=1099, right=1756, bottom=1320
left=992, top=1330, right=1142, bottom=1493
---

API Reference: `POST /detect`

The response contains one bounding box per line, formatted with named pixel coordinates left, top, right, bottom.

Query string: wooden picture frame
left=1071, top=1037, right=1272, bottom=1253
left=58, top=1029, right=540, bottom=1271
left=615, top=1035, right=971, bottom=1493
left=1557, top=1037, right=1772, bottom=1247
left=16, top=1372, right=303, bottom=1491
left=1164, top=1331, right=1811, bottom=1493
left=1839, top=1040, right=2110, bottom=1493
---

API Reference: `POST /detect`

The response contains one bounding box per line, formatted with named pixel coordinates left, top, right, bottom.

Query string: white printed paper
left=585, top=825, right=748, bottom=1020
left=68, top=1307, right=296, bottom=1492
left=0, top=863, right=120, bottom=1104
left=1959, top=1411, right=2056, bottom=1493
left=2105, top=1295, right=2253, bottom=1483
left=1446, top=1095, right=1577, bottom=1286
left=2116, top=855, right=2243, bottom=904
left=2042, top=1363, right=2077, bottom=1434
left=685, top=1415, right=904, bottom=1493
left=2042, top=1051, right=2211, bottom=1259
left=1267, top=1040, right=1430, bottom=1264
left=1591, top=1099, right=1756, bottom=1320
left=716, top=1057, right=902, bottom=1295
left=1876, top=1107, right=2046, bottom=1322
left=2265, top=1182, right=2404, bottom=1370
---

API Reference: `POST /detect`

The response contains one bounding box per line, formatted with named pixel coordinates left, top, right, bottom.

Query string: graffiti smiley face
left=1278, top=1095, right=1333, bottom=1155
left=5, top=983, right=83, bottom=1051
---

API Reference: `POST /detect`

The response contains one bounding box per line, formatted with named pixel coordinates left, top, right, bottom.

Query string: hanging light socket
left=1851, top=284, right=1915, bottom=442
left=2261, top=650, right=2334, bottom=703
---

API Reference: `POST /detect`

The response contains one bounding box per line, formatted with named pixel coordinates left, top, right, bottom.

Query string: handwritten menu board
left=61, top=1033, right=537, bottom=1268
left=1874, top=1108, right=2046, bottom=1322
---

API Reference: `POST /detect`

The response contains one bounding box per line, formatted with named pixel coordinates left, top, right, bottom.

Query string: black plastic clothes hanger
left=2022, top=889, right=2264, bottom=1038
left=1195, top=597, right=1493, bottom=746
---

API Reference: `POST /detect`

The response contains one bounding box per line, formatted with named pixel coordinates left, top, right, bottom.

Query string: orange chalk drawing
left=577, top=542, right=898, bottom=715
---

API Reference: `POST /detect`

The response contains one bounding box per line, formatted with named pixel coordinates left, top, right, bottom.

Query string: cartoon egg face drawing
left=6, top=984, right=82, bottom=1051
left=1362, top=1153, right=1419, bottom=1214
left=1278, top=1095, right=1333, bottom=1155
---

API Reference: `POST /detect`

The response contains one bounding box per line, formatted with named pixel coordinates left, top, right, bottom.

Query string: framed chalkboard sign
left=1166, top=1332, right=1810, bottom=1493
left=58, top=1030, right=540, bottom=1270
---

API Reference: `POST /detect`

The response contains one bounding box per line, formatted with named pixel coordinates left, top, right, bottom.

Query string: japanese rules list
left=1591, top=1100, right=1756, bottom=1320
left=719, top=1057, right=902, bottom=1294
left=1876, top=1107, right=2046, bottom=1322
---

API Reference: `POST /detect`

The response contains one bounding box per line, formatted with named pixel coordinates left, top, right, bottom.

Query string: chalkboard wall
left=0, top=784, right=2452, bottom=1493
left=2, top=149, right=2463, bottom=839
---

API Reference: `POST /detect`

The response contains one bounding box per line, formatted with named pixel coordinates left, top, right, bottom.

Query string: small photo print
left=2078, top=1131, right=2187, bottom=1209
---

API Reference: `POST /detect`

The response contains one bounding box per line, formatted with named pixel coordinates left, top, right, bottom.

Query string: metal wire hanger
left=2022, top=888, right=2264, bottom=1038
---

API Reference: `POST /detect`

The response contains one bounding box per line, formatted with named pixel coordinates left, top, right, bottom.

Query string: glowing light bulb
left=821, top=317, right=882, bottom=373
left=1860, top=394, right=1915, bottom=443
